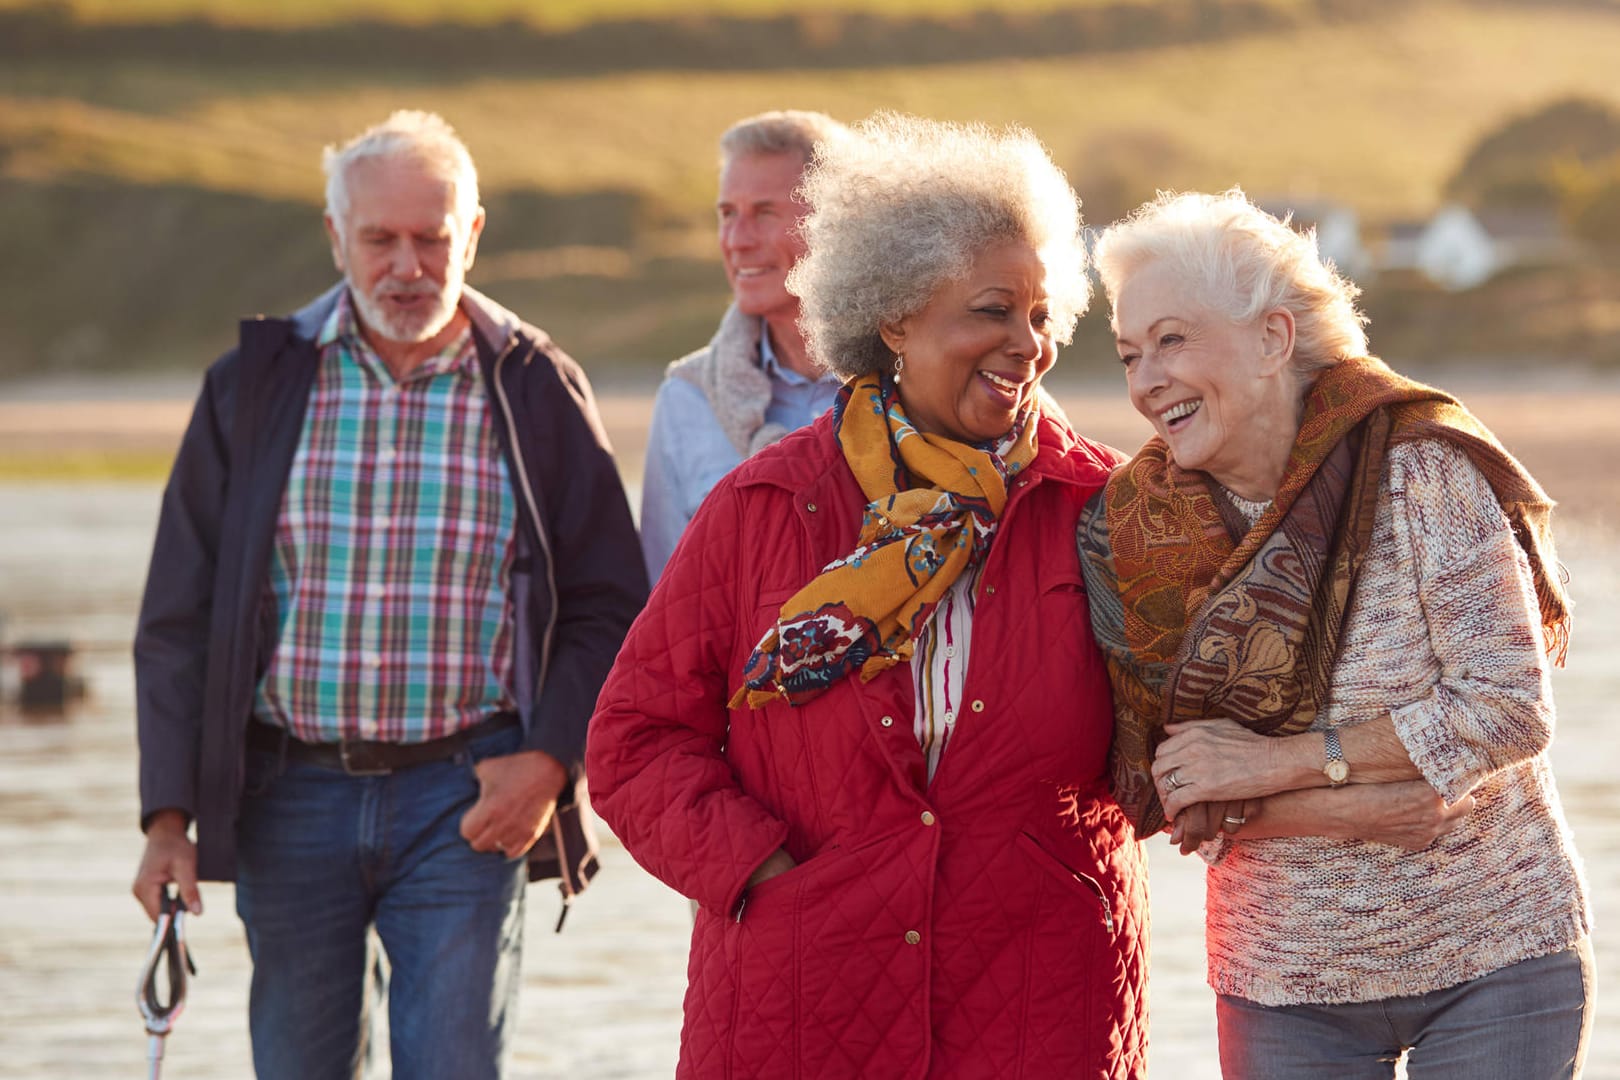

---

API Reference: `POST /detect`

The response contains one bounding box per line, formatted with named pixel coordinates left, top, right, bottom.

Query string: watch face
left=1326, top=760, right=1350, bottom=784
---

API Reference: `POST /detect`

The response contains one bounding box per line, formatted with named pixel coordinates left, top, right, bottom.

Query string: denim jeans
left=1216, top=938, right=1594, bottom=1079
left=235, top=724, right=529, bottom=1080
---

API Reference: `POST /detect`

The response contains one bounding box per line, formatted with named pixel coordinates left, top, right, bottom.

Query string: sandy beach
left=0, top=377, right=1614, bottom=1078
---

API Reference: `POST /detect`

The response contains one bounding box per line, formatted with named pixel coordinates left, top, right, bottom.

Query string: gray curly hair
left=787, top=112, right=1090, bottom=379
left=1091, top=188, right=1368, bottom=375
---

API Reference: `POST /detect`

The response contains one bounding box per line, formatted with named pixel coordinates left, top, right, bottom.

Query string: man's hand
left=459, top=750, right=569, bottom=859
left=132, top=809, right=202, bottom=920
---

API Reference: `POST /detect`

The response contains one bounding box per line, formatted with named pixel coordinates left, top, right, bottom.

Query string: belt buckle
left=338, top=740, right=392, bottom=776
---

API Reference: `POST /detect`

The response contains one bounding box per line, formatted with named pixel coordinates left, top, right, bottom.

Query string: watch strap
left=1323, top=727, right=1349, bottom=786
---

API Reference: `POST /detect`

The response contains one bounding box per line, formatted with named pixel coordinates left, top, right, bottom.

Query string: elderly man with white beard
left=129, top=110, right=646, bottom=1079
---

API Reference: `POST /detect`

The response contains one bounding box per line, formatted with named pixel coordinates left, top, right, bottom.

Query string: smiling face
left=880, top=239, right=1056, bottom=445
left=1112, top=258, right=1301, bottom=499
left=325, top=153, right=483, bottom=352
left=717, top=151, right=810, bottom=326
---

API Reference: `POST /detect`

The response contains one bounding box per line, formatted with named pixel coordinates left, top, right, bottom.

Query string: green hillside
left=0, top=0, right=1321, bottom=29
left=3, top=0, right=1620, bottom=376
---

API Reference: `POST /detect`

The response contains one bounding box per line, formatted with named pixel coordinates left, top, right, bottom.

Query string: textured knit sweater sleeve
left=1202, top=437, right=1589, bottom=1007
left=1384, top=439, right=1556, bottom=803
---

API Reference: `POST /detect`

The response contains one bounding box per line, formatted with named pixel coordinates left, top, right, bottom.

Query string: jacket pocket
left=1017, top=831, right=1114, bottom=935
left=1014, top=830, right=1119, bottom=1077
left=722, top=833, right=908, bottom=1074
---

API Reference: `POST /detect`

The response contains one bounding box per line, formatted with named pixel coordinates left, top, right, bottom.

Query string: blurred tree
left=1556, top=155, right=1620, bottom=250
left=1068, top=129, right=1192, bottom=227
left=1446, top=96, right=1620, bottom=209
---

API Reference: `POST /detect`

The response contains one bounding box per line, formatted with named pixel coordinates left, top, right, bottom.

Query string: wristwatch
left=1322, top=728, right=1349, bottom=787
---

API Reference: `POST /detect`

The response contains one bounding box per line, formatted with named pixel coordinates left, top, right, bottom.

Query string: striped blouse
left=911, top=567, right=981, bottom=782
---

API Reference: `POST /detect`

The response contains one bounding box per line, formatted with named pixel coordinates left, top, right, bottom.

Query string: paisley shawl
left=1077, top=356, right=1571, bottom=834
left=730, top=372, right=1037, bottom=709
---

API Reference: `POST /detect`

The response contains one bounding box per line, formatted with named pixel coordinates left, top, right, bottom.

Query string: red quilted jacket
left=588, top=409, right=1148, bottom=1079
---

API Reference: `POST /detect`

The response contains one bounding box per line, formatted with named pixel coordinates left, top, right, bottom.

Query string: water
left=0, top=386, right=1614, bottom=1077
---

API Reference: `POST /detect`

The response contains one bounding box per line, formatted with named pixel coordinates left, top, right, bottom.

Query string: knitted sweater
left=1205, top=438, right=1591, bottom=1006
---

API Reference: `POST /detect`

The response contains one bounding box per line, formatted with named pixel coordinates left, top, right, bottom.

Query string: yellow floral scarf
left=729, top=372, right=1038, bottom=709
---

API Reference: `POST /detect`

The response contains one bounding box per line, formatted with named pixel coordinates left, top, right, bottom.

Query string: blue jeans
left=1216, top=939, right=1595, bottom=1079
left=235, top=724, right=529, bottom=1080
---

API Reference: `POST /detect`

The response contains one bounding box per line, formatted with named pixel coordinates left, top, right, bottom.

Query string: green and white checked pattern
left=253, top=293, right=517, bottom=744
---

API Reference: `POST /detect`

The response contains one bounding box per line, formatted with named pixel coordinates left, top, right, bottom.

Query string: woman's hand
left=1333, top=781, right=1476, bottom=850
left=746, top=848, right=798, bottom=888
left=1213, top=781, right=1475, bottom=849
left=1153, top=719, right=1283, bottom=818
left=1167, top=798, right=1259, bottom=855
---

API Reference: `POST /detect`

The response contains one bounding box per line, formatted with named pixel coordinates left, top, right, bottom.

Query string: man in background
left=639, top=109, right=848, bottom=582
left=130, top=110, right=645, bottom=1078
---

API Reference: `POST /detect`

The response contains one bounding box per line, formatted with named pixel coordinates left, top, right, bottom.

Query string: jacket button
left=904, top=930, right=921, bottom=945
left=880, top=715, right=894, bottom=727
left=971, top=699, right=985, bottom=713
left=986, top=585, right=996, bottom=596
left=920, top=811, right=936, bottom=826
left=806, top=502, right=818, bottom=513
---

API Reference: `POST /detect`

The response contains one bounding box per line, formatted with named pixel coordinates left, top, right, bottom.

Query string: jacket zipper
left=488, top=339, right=577, bottom=923
left=1081, top=871, right=1115, bottom=936
left=551, top=810, right=575, bottom=931
left=489, top=340, right=558, bottom=700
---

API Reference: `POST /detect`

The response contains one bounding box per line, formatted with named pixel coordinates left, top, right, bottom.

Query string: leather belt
left=247, top=713, right=520, bottom=776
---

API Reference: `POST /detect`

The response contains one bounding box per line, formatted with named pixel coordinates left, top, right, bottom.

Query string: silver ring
left=1222, top=815, right=1247, bottom=827
left=1165, top=769, right=1185, bottom=792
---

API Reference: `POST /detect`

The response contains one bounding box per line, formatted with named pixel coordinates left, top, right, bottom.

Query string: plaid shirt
left=253, top=292, right=517, bottom=743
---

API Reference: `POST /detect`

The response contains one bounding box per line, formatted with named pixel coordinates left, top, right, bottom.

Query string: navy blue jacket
left=134, top=283, right=648, bottom=894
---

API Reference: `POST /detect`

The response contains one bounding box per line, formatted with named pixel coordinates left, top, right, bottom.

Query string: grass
left=6, top=6, right=1620, bottom=218
left=4, top=2, right=1620, bottom=377
left=0, top=450, right=176, bottom=483
left=0, top=0, right=1311, bottom=31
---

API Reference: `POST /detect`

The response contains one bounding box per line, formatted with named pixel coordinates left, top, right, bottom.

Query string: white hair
left=1092, top=187, right=1368, bottom=374
left=787, top=112, right=1090, bottom=379
left=322, top=110, right=481, bottom=230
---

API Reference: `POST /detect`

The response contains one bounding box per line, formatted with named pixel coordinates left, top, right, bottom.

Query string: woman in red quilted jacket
left=587, top=112, right=1149, bottom=1079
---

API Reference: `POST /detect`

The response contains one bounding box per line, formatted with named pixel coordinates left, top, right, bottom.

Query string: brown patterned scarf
left=1076, top=356, right=1571, bottom=835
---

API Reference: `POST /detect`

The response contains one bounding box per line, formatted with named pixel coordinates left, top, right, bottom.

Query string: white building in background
left=1402, top=204, right=1574, bottom=291
left=1412, top=205, right=1497, bottom=290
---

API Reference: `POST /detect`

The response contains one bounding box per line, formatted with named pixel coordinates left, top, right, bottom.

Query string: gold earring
left=894, top=353, right=905, bottom=382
